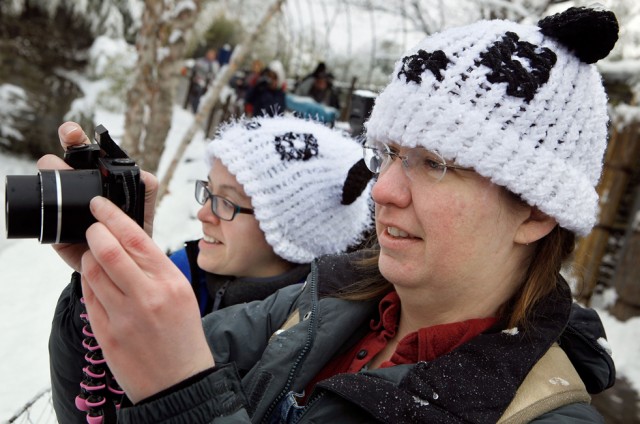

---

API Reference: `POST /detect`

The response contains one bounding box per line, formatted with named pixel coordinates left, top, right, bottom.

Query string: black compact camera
left=5, top=125, right=145, bottom=243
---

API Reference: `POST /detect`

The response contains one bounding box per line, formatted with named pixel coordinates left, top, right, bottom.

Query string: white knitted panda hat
left=366, top=7, right=618, bottom=236
left=206, top=116, right=373, bottom=263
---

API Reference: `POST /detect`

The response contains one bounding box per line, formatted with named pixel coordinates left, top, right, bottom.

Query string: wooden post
left=572, top=121, right=640, bottom=305
left=611, top=179, right=640, bottom=320
left=339, top=76, right=358, bottom=123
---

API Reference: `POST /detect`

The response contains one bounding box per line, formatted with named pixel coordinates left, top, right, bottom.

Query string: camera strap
left=72, top=271, right=124, bottom=423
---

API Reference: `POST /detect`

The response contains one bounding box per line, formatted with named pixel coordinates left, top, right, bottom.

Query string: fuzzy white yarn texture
left=366, top=19, right=610, bottom=236
left=207, top=116, right=372, bottom=263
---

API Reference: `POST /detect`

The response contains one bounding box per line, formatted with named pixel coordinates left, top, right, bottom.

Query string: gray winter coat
left=50, top=253, right=615, bottom=423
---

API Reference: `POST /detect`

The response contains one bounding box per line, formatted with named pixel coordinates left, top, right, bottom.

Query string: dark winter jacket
left=49, top=253, right=615, bottom=423
left=245, top=81, right=286, bottom=117
left=170, top=240, right=310, bottom=316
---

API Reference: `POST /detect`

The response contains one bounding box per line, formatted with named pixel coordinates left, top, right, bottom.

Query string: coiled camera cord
left=72, top=272, right=123, bottom=424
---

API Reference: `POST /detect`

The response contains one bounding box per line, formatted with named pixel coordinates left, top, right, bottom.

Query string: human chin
left=197, top=248, right=227, bottom=274
left=378, top=249, right=408, bottom=283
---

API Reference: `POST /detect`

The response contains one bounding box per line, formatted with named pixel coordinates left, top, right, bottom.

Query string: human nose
left=196, top=198, right=221, bottom=224
left=371, top=158, right=412, bottom=208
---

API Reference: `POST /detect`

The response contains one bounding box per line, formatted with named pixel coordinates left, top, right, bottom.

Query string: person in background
left=244, top=64, right=286, bottom=117
left=45, top=6, right=618, bottom=423
left=187, top=48, right=220, bottom=113
left=233, top=59, right=264, bottom=115
left=217, top=44, right=233, bottom=66
left=295, top=62, right=327, bottom=91
left=245, top=59, right=265, bottom=88
left=295, top=67, right=340, bottom=110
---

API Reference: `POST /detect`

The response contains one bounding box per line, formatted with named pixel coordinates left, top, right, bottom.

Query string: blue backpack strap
left=169, top=240, right=210, bottom=315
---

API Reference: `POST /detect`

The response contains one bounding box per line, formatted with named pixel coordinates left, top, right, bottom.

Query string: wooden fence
left=572, top=119, right=640, bottom=320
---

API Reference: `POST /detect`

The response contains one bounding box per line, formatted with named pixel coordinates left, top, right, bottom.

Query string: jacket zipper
left=260, top=262, right=319, bottom=423
left=292, top=391, right=326, bottom=424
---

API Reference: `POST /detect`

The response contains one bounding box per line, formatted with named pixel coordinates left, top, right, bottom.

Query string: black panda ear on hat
left=341, top=159, right=373, bottom=205
left=538, top=6, right=618, bottom=64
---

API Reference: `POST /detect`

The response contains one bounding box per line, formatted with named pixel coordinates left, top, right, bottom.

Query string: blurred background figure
left=186, top=48, right=220, bottom=113
left=295, top=63, right=340, bottom=110
left=244, top=61, right=286, bottom=117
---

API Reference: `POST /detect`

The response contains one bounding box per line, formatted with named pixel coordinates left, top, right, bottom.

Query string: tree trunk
left=122, top=0, right=200, bottom=174
left=157, top=0, right=287, bottom=202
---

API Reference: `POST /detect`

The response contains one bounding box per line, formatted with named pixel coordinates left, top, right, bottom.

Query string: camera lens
left=5, top=170, right=103, bottom=243
left=5, top=175, right=42, bottom=239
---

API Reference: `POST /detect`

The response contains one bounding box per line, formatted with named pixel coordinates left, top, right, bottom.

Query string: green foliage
left=191, top=15, right=243, bottom=57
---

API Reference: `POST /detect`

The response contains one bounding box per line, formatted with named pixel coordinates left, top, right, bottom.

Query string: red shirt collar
left=373, top=290, right=498, bottom=367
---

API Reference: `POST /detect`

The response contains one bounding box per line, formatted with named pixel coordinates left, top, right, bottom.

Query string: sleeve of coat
left=117, top=283, right=306, bottom=423
left=49, top=272, right=91, bottom=424
left=118, top=365, right=251, bottom=424
left=202, top=283, right=304, bottom=373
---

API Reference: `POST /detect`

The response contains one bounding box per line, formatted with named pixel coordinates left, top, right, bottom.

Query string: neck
left=394, top=263, right=525, bottom=337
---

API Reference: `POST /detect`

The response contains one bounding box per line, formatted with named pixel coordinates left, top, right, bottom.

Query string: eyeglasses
left=363, top=142, right=473, bottom=182
left=195, top=180, right=254, bottom=221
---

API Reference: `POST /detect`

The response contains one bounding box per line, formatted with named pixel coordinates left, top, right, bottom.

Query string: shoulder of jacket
left=498, top=343, right=592, bottom=424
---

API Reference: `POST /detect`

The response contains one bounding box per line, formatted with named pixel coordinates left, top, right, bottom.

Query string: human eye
left=219, top=196, right=238, bottom=213
left=424, top=157, right=444, bottom=170
left=419, top=151, right=445, bottom=170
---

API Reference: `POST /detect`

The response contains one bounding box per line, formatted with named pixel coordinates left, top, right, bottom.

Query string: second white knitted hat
left=207, top=116, right=373, bottom=263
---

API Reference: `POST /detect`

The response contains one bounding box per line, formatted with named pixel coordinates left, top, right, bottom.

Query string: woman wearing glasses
left=46, top=7, right=617, bottom=423
left=168, top=116, right=373, bottom=316
left=46, top=115, right=373, bottom=423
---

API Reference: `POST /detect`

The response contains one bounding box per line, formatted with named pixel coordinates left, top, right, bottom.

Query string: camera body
left=5, top=125, right=145, bottom=243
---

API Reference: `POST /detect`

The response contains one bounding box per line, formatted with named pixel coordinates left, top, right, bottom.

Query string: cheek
left=418, top=192, right=483, bottom=259
left=420, top=191, right=468, bottom=232
left=235, top=220, right=271, bottom=253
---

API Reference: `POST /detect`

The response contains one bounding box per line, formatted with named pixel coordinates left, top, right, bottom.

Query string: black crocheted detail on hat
left=538, top=7, right=618, bottom=64
left=244, top=120, right=262, bottom=130
left=341, top=158, right=373, bottom=205
left=478, top=32, right=557, bottom=103
left=274, top=132, right=319, bottom=161
left=398, top=49, right=450, bottom=84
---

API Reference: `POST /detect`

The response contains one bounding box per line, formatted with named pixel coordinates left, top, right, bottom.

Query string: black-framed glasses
left=363, top=142, right=473, bottom=182
left=195, top=180, right=254, bottom=221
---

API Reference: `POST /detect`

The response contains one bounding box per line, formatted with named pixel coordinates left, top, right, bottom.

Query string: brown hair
left=503, top=225, right=575, bottom=328
left=338, top=226, right=575, bottom=329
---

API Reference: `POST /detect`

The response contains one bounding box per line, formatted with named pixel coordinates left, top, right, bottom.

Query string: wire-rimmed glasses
left=363, top=142, right=473, bottom=182
left=195, top=180, right=254, bottom=221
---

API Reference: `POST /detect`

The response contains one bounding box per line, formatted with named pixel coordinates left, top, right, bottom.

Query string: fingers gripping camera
left=5, top=125, right=145, bottom=243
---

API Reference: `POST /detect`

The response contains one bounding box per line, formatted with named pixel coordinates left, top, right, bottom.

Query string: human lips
left=387, top=226, right=411, bottom=238
left=202, top=234, right=222, bottom=244
left=379, top=222, right=420, bottom=240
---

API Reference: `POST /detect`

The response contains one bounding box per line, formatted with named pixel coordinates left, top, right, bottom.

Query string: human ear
left=514, top=207, right=557, bottom=245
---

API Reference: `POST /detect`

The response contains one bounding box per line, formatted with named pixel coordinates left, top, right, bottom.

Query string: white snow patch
left=412, top=396, right=430, bottom=406
left=549, top=377, right=570, bottom=386
left=598, top=337, right=614, bottom=356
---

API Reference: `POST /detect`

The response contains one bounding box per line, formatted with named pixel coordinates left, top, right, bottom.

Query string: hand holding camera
left=16, top=122, right=213, bottom=402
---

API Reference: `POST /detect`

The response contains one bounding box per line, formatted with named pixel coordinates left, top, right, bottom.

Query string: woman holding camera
left=45, top=6, right=617, bottom=423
